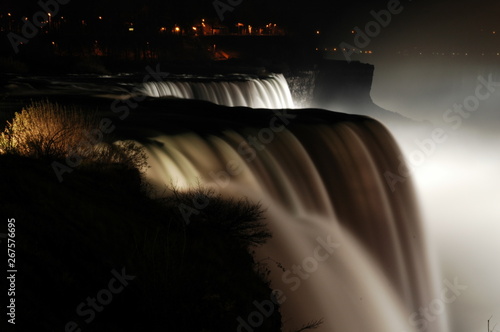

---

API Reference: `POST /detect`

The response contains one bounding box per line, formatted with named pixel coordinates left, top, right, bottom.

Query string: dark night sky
left=0, top=0, right=385, bottom=29
left=2, top=0, right=499, bottom=54
left=1, top=0, right=497, bottom=28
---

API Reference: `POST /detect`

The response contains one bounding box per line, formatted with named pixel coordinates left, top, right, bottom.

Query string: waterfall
left=126, top=102, right=447, bottom=332
left=138, top=73, right=295, bottom=108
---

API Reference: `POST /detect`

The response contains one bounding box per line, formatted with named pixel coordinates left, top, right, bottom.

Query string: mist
left=368, top=54, right=500, bottom=332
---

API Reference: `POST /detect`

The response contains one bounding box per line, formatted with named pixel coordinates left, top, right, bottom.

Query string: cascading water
left=124, top=75, right=447, bottom=332
left=138, top=73, right=295, bottom=109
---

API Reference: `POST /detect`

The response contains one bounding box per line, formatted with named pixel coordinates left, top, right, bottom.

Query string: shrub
left=0, top=100, right=98, bottom=158
left=0, top=100, right=147, bottom=172
left=163, top=186, right=271, bottom=248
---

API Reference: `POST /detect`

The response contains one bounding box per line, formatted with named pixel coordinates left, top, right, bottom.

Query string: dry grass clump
left=0, top=100, right=147, bottom=172
left=0, top=100, right=98, bottom=158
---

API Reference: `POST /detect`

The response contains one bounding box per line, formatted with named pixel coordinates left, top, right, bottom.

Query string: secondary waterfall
left=138, top=73, right=295, bottom=108
left=126, top=103, right=447, bottom=332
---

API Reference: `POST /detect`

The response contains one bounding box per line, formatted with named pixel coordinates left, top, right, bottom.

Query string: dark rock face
left=312, top=59, right=375, bottom=110
left=310, top=59, right=416, bottom=127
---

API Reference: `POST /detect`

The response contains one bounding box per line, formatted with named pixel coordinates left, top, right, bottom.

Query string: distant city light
left=316, top=30, right=320, bottom=35
left=128, top=27, right=134, bottom=31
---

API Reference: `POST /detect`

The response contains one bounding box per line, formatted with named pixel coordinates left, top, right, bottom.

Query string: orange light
left=98, top=16, right=102, bottom=20
left=316, top=30, right=320, bottom=35
left=175, top=27, right=180, bottom=32
left=192, top=26, right=197, bottom=30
